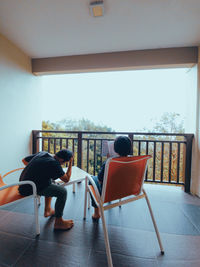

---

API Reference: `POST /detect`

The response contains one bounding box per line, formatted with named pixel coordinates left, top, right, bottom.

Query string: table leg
left=73, top=183, right=75, bottom=193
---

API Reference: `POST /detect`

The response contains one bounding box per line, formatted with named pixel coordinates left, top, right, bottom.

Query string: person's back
left=19, top=151, right=64, bottom=195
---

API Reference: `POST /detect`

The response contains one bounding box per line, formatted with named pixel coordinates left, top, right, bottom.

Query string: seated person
left=19, top=149, right=74, bottom=231
left=91, top=136, right=132, bottom=220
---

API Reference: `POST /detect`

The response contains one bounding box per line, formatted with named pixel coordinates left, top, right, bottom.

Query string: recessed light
left=90, top=1, right=104, bottom=17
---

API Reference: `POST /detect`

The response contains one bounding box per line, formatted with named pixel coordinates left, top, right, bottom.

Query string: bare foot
left=54, top=218, right=74, bottom=230
left=92, top=214, right=100, bottom=221
left=92, top=207, right=100, bottom=220
left=44, top=208, right=55, bottom=218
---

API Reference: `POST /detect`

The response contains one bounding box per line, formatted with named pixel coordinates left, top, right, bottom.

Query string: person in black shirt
left=91, top=136, right=132, bottom=220
left=19, top=149, right=74, bottom=230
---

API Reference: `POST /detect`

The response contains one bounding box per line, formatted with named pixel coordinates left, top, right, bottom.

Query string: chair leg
left=143, top=189, right=164, bottom=254
left=119, top=198, right=121, bottom=208
left=34, top=196, right=40, bottom=236
left=88, top=191, right=90, bottom=209
left=37, top=195, right=41, bottom=206
left=99, top=205, right=113, bottom=267
left=84, top=178, right=88, bottom=219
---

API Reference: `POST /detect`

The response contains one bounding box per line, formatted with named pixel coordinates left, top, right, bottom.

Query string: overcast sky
left=41, top=68, right=190, bottom=132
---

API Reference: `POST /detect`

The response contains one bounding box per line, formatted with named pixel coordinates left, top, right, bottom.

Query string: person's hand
left=69, top=156, right=74, bottom=164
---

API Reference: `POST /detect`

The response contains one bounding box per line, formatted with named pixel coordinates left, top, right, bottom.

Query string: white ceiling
left=0, top=0, right=200, bottom=59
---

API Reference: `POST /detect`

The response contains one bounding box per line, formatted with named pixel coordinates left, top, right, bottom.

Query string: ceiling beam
left=32, top=47, right=198, bottom=75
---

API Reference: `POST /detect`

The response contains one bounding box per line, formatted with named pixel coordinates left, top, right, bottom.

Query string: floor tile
left=0, top=210, right=40, bottom=238
left=180, top=203, right=200, bottom=232
left=150, top=201, right=200, bottom=235
left=156, top=233, right=200, bottom=261
left=14, top=239, right=91, bottom=267
left=157, top=259, right=200, bottom=267
left=0, top=231, right=32, bottom=266
left=91, top=224, right=158, bottom=259
left=88, top=250, right=158, bottom=267
left=39, top=219, right=98, bottom=248
left=144, top=184, right=200, bottom=206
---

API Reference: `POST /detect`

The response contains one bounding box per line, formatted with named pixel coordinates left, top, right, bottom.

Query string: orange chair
left=0, top=168, right=40, bottom=236
left=84, top=155, right=164, bottom=267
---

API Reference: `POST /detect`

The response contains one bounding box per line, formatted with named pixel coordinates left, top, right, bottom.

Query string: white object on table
left=55, top=166, right=89, bottom=193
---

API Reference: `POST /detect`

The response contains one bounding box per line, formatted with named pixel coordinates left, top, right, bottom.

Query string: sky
left=41, top=68, right=190, bottom=132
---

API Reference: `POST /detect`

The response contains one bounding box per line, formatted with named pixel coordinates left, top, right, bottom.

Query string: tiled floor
left=1, top=183, right=200, bottom=267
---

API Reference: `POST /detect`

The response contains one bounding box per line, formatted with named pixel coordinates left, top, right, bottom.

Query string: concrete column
left=190, top=47, right=200, bottom=196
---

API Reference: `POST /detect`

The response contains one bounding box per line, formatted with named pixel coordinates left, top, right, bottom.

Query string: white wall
left=0, top=34, right=43, bottom=180
left=185, top=66, right=197, bottom=133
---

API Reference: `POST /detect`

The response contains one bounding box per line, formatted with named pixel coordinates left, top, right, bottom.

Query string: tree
left=139, top=112, right=185, bottom=183
left=151, top=112, right=185, bottom=134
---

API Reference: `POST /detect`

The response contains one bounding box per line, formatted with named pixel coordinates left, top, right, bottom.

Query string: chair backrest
left=101, top=155, right=151, bottom=203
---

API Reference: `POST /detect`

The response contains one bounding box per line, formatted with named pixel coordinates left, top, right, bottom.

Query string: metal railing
left=32, top=130, right=194, bottom=192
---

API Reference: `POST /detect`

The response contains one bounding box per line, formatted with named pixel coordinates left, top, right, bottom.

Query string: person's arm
left=60, top=157, right=73, bottom=183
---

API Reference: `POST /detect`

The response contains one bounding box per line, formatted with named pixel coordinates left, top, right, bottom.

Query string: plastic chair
left=0, top=168, right=40, bottom=236
left=84, top=155, right=164, bottom=267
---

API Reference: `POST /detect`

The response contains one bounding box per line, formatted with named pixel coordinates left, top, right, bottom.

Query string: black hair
left=55, top=149, right=73, bottom=162
left=114, top=136, right=132, bottom=156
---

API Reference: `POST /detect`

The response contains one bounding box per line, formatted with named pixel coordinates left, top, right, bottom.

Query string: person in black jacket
left=19, top=149, right=74, bottom=230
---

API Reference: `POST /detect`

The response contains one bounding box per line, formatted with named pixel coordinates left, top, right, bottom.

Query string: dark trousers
left=39, top=184, right=67, bottom=218
left=90, top=176, right=102, bottom=208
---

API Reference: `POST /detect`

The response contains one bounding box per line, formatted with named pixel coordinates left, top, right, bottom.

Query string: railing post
left=32, top=130, right=40, bottom=154
left=128, top=133, right=134, bottom=155
left=184, top=134, right=194, bottom=193
left=77, top=132, right=82, bottom=169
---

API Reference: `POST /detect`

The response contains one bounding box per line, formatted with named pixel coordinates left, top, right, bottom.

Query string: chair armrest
left=0, top=181, right=38, bottom=196
left=86, top=174, right=102, bottom=203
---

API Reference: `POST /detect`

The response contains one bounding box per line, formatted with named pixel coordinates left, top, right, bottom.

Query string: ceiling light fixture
left=90, top=1, right=104, bottom=17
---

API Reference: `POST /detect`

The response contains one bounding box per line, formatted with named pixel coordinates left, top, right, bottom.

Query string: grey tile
left=0, top=209, right=12, bottom=220
left=156, top=233, right=200, bottom=261
left=180, top=203, right=200, bottom=232
left=0, top=231, right=32, bottom=266
left=157, top=259, right=200, bottom=267
left=92, top=224, right=158, bottom=259
left=88, top=250, right=158, bottom=267
left=15, top=239, right=91, bottom=267
left=150, top=201, right=200, bottom=235
left=144, top=184, right=200, bottom=206
left=39, top=219, right=99, bottom=248
left=0, top=210, right=41, bottom=238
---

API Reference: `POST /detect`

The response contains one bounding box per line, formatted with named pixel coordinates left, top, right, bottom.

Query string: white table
left=55, top=166, right=89, bottom=193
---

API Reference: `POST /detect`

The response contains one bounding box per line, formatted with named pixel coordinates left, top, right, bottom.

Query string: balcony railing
left=32, top=130, right=194, bottom=193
